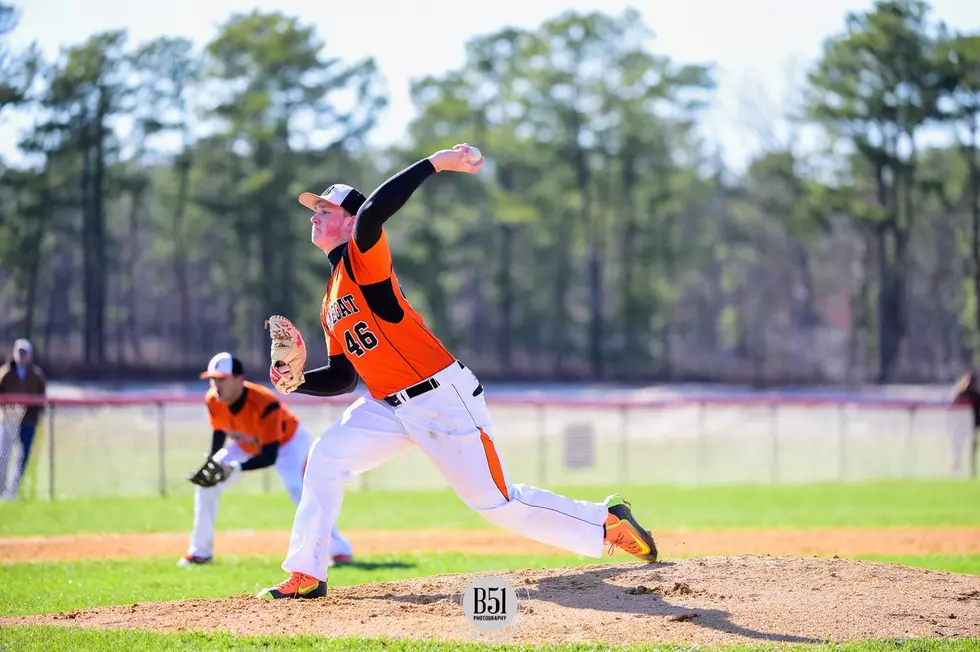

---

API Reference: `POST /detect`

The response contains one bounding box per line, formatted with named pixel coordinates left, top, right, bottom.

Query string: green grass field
left=4, top=479, right=980, bottom=536
left=1, top=629, right=976, bottom=652
left=2, top=480, right=980, bottom=651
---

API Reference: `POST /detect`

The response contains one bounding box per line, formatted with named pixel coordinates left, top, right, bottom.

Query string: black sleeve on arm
left=239, top=442, right=280, bottom=471
left=294, top=354, right=359, bottom=397
left=210, top=430, right=226, bottom=456
left=352, top=158, right=436, bottom=252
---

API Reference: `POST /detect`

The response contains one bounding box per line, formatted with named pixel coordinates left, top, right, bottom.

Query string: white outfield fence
left=0, top=391, right=976, bottom=500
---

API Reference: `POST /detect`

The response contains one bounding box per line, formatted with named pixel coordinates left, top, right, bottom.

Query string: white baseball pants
left=187, top=423, right=353, bottom=559
left=282, top=360, right=609, bottom=582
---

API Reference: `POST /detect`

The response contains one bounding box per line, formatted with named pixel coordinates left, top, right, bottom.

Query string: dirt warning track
left=2, top=526, right=979, bottom=564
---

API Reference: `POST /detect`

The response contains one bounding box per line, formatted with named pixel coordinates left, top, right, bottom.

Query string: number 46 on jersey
left=344, top=321, right=378, bottom=357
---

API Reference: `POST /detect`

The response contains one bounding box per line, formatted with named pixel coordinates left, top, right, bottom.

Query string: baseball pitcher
left=256, top=144, right=657, bottom=599
left=179, top=352, right=354, bottom=567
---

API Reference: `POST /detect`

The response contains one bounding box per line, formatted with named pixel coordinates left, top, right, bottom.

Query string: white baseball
left=463, top=146, right=483, bottom=164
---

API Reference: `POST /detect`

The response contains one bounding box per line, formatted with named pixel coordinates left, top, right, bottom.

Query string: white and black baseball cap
left=298, top=184, right=367, bottom=215
left=200, top=352, right=244, bottom=379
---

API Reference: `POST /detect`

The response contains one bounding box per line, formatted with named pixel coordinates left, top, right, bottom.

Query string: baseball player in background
left=0, top=338, right=46, bottom=500
left=179, top=352, right=354, bottom=567
left=256, top=144, right=658, bottom=600
left=951, top=370, right=980, bottom=477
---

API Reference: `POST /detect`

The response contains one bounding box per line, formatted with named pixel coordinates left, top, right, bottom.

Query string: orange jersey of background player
left=320, top=229, right=454, bottom=398
left=205, top=381, right=299, bottom=455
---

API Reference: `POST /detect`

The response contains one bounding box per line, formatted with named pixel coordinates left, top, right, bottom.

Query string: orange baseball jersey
left=321, top=230, right=454, bottom=398
left=206, top=381, right=299, bottom=455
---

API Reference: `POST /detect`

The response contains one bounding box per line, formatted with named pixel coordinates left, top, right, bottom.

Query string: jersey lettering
left=325, top=293, right=361, bottom=330
left=228, top=431, right=260, bottom=448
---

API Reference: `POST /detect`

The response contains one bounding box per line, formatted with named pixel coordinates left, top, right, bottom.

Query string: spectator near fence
left=0, top=339, right=47, bottom=499
left=951, top=370, right=980, bottom=478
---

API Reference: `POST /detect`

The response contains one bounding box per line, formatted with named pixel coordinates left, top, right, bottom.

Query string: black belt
left=384, top=361, right=465, bottom=407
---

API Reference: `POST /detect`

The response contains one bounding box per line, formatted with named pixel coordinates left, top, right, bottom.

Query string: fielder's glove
left=186, top=456, right=239, bottom=488
left=266, top=314, right=307, bottom=394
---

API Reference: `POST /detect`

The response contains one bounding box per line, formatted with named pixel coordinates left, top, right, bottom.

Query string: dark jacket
left=0, top=360, right=47, bottom=425
left=952, top=373, right=980, bottom=429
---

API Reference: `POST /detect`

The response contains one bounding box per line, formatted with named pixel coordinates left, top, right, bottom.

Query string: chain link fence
left=0, top=393, right=974, bottom=500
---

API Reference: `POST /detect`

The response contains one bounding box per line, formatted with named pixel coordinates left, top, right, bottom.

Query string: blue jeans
left=0, top=422, right=36, bottom=498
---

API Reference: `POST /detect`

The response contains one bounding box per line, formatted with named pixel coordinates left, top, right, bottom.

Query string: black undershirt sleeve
left=352, top=158, right=436, bottom=252
left=239, top=442, right=279, bottom=471
left=294, top=354, right=359, bottom=397
left=210, top=430, right=226, bottom=456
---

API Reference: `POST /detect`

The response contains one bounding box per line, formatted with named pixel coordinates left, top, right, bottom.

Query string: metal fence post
left=769, top=402, right=779, bottom=484
left=971, top=426, right=978, bottom=480
left=904, top=405, right=917, bottom=478
left=695, top=402, right=706, bottom=485
left=157, top=401, right=166, bottom=497
left=537, top=404, right=546, bottom=486
left=46, top=401, right=55, bottom=501
left=618, top=405, right=629, bottom=484
left=837, top=402, right=848, bottom=481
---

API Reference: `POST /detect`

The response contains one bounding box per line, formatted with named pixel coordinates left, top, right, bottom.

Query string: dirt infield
left=2, top=526, right=980, bottom=564
left=5, top=529, right=980, bottom=645
left=6, top=557, right=980, bottom=645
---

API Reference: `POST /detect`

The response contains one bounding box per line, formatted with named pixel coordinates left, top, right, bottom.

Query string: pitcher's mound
left=8, top=556, right=980, bottom=646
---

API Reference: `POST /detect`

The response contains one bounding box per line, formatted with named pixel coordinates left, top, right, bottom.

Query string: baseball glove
left=186, top=456, right=236, bottom=488
left=266, top=314, right=306, bottom=394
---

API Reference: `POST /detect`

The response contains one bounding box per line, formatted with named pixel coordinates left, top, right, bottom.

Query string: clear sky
left=2, top=0, right=978, bottom=171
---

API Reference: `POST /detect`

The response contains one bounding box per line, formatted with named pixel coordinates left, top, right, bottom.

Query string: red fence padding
left=0, top=392, right=964, bottom=411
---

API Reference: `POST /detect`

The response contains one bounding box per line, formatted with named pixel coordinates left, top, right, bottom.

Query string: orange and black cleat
left=256, top=572, right=327, bottom=600
left=603, top=494, right=659, bottom=563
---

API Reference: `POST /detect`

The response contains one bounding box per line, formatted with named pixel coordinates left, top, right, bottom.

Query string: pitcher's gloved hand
left=266, top=314, right=306, bottom=394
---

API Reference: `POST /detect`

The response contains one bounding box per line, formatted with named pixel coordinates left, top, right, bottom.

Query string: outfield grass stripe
left=3, top=480, right=979, bottom=537
left=1, top=626, right=977, bottom=651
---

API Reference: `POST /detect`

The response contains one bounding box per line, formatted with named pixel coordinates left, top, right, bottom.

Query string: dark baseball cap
left=298, top=184, right=366, bottom=215
left=200, top=352, right=244, bottom=379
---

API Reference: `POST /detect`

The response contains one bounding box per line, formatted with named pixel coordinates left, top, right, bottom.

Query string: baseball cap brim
left=199, top=370, right=233, bottom=379
left=298, top=192, right=335, bottom=211
left=298, top=184, right=367, bottom=215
